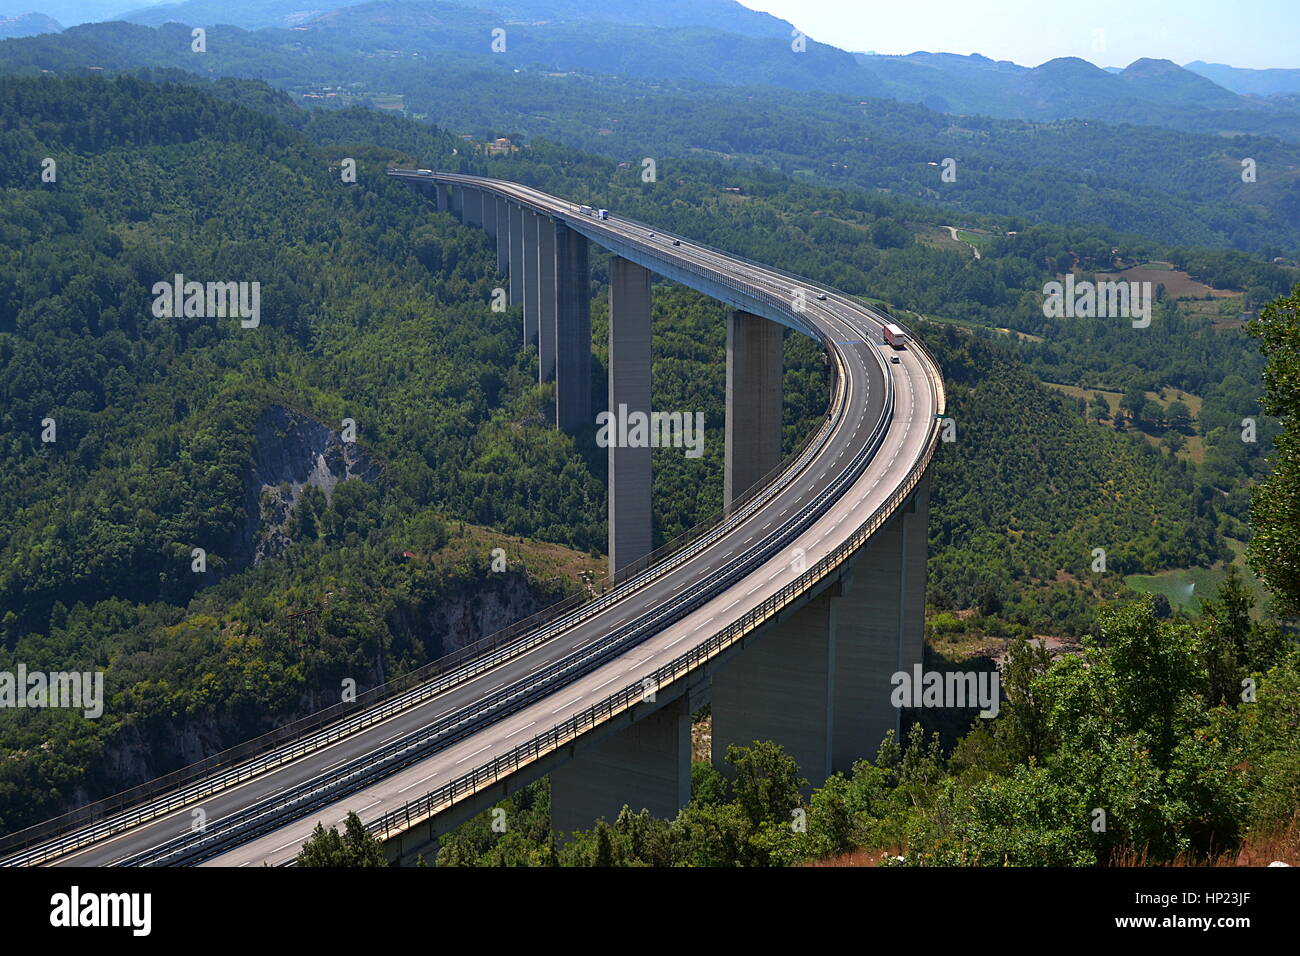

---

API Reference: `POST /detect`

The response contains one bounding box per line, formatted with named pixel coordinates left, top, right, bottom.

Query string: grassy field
left=1125, top=540, right=1270, bottom=613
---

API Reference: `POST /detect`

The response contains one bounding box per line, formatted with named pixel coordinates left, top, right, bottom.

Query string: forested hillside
left=2, top=18, right=1298, bottom=256
left=0, top=75, right=600, bottom=829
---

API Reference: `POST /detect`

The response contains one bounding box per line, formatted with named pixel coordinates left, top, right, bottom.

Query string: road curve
left=4, top=172, right=943, bottom=867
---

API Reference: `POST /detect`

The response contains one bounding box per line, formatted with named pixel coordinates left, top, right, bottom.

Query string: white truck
left=883, top=323, right=909, bottom=349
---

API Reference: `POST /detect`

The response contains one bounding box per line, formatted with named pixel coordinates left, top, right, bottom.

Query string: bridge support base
left=554, top=222, right=591, bottom=433
left=510, top=204, right=526, bottom=334
left=711, top=469, right=930, bottom=789
left=523, top=211, right=540, bottom=357
left=464, top=188, right=482, bottom=228
left=725, top=310, right=784, bottom=513
left=607, top=256, right=654, bottom=579
left=495, top=198, right=509, bottom=274
left=550, top=694, right=693, bottom=838
left=537, top=217, right=557, bottom=378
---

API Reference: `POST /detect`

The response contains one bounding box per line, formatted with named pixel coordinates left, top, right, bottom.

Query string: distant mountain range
left=3, top=0, right=1298, bottom=140
left=0, top=12, right=62, bottom=37
left=1184, top=60, right=1300, bottom=96
left=115, top=0, right=791, bottom=36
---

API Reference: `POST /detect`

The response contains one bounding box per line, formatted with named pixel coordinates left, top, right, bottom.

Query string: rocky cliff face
left=230, top=405, right=378, bottom=565
left=387, top=569, right=549, bottom=660
left=72, top=566, right=549, bottom=812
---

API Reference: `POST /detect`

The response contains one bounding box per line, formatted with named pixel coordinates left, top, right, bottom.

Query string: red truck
left=883, top=323, right=909, bottom=349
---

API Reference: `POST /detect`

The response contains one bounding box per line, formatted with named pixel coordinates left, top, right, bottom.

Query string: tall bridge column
left=725, top=310, right=784, bottom=513
left=554, top=222, right=591, bottom=433
left=495, top=197, right=509, bottom=275
left=711, top=468, right=930, bottom=790
left=464, top=188, right=483, bottom=229
left=435, top=183, right=448, bottom=213
left=522, top=211, right=540, bottom=362
left=550, top=693, right=694, bottom=837
left=450, top=184, right=463, bottom=220
left=482, top=192, right=498, bottom=241
left=537, top=215, right=557, bottom=379
left=510, top=204, right=527, bottom=338
left=607, top=256, right=654, bottom=578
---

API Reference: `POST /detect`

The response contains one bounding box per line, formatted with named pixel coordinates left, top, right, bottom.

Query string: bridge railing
left=370, top=407, right=942, bottom=845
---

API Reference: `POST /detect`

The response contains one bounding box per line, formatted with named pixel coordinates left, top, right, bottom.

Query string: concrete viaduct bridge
left=0, top=171, right=944, bottom=867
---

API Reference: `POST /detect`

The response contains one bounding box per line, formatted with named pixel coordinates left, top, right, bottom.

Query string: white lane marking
left=551, top=696, right=583, bottom=714
left=505, top=720, right=537, bottom=738
left=457, top=745, right=491, bottom=764
left=397, top=771, right=441, bottom=794
left=331, top=799, right=381, bottom=827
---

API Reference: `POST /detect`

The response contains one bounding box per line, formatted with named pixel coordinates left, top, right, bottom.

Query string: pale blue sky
left=744, top=0, right=1298, bottom=69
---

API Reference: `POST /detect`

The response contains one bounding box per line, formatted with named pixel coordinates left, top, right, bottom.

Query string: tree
left=1166, top=400, right=1192, bottom=432
left=1248, top=284, right=1300, bottom=616
left=295, top=811, right=389, bottom=867
left=869, top=218, right=911, bottom=250
left=725, top=741, right=806, bottom=830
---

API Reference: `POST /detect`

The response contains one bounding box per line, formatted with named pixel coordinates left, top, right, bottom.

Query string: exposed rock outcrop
left=229, top=405, right=378, bottom=565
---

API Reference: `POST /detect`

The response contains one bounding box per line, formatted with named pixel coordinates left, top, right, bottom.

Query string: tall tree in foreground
left=295, top=811, right=389, bottom=867
left=1249, top=283, right=1300, bottom=616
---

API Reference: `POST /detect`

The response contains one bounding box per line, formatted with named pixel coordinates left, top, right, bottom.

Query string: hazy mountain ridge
left=116, top=0, right=792, bottom=35
left=0, top=12, right=62, bottom=37
left=18, top=0, right=1296, bottom=139
left=1186, top=59, right=1300, bottom=97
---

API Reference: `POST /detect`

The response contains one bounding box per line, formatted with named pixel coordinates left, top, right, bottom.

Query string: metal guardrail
left=2, top=313, right=845, bottom=867
left=370, top=404, right=941, bottom=846
left=118, top=231, right=883, bottom=865
left=118, top=343, right=875, bottom=866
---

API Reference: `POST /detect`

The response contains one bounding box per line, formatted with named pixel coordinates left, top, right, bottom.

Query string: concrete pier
left=523, top=210, right=540, bottom=360
left=537, top=216, right=557, bottom=378
left=511, top=205, right=527, bottom=338
left=725, top=310, right=784, bottom=513
left=710, top=469, right=930, bottom=790
left=470, top=188, right=486, bottom=230
left=554, top=222, right=591, bottom=433
left=607, top=256, right=654, bottom=578
left=495, top=197, right=509, bottom=275
left=550, top=695, right=693, bottom=837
